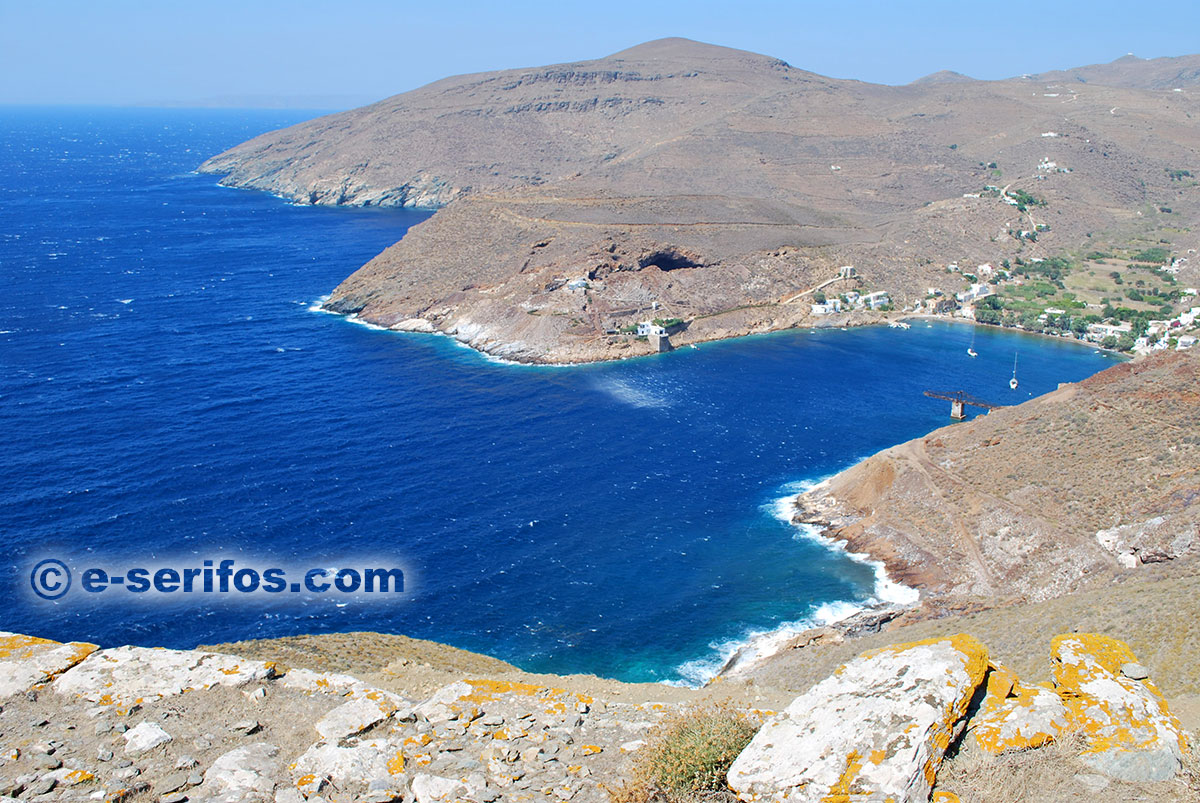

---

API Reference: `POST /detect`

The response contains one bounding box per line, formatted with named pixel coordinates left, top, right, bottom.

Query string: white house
left=1178, top=335, right=1197, bottom=350
left=862, top=291, right=891, bottom=310
left=636, top=322, right=666, bottom=336
left=811, top=299, right=842, bottom=315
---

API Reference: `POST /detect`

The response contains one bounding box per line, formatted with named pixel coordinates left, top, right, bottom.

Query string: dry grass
left=936, top=730, right=1200, bottom=802
left=606, top=706, right=758, bottom=803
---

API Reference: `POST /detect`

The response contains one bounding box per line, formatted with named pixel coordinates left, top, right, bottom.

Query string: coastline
left=315, top=294, right=1129, bottom=368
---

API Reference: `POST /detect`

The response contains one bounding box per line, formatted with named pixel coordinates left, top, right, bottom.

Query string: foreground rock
left=1052, top=633, right=1188, bottom=781
left=727, top=634, right=989, bottom=802
left=969, top=662, right=1071, bottom=754
left=0, top=632, right=97, bottom=699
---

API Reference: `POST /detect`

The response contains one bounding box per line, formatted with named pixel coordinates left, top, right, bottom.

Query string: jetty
left=923, top=390, right=1004, bottom=420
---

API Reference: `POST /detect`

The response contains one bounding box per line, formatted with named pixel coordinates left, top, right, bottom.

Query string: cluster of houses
left=810, top=289, right=891, bottom=315
left=1132, top=302, right=1200, bottom=354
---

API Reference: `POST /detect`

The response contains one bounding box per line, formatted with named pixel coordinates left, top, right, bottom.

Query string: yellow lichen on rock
left=1050, top=633, right=1187, bottom=781
left=819, top=749, right=863, bottom=803
left=970, top=662, right=1070, bottom=754
left=729, top=634, right=989, bottom=803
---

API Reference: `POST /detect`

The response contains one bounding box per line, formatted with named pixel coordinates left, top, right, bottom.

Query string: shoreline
left=316, top=296, right=1129, bottom=368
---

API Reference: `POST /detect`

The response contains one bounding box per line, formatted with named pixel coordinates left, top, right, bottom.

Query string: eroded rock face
left=970, top=663, right=1071, bottom=754
left=1051, top=633, right=1188, bottom=781
left=52, top=645, right=277, bottom=708
left=0, top=631, right=97, bottom=699
left=727, top=634, right=989, bottom=802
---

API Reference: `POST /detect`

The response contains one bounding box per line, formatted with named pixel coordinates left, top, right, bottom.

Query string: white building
left=1178, top=335, right=1197, bottom=350
left=810, top=299, right=843, bottom=315
left=636, top=322, right=666, bottom=336
left=1086, top=322, right=1132, bottom=343
left=862, top=291, right=891, bottom=310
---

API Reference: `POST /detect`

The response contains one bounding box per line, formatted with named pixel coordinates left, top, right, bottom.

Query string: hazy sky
left=3, top=0, right=1199, bottom=107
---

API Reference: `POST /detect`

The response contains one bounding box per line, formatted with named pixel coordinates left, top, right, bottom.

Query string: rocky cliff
left=200, top=39, right=1200, bottom=363
left=793, top=346, right=1200, bottom=607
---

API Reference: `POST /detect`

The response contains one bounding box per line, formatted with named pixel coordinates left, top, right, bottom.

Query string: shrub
left=607, top=707, right=758, bottom=803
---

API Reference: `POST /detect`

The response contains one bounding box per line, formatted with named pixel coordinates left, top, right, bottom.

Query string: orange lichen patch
left=386, top=750, right=405, bottom=775
left=932, top=792, right=961, bottom=803
left=403, top=733, right=432, bottom=748
left=414, top=753, right=433, bottom=767
left=820, top=749, right=864, bottom=803
left=61, top=769, right=95, bottom=786
left=868, top=749, right=886, bottom=765
left=0, top=633, right=61, bottom=660
left=219, top=666, right=241, bottom=675
left=0, top=632, right=98, bottom=676
left=460, top=678, right=563, bottom=704
left=580, top=744, right=602, bottom=756
left=566, top=765, right=582, bottom=774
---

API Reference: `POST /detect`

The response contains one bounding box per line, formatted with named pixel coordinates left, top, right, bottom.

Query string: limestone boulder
left=0, top=632, right=97, bottom=699
left=1051, top=633, right=1188, bottom=782
left=970, top=663, right=1071, bottom=754
left=123, top=722, right=172, bottom=755
left=195, top=743, right=280, bottom=803
left=727, top=634, right=989, bottom=802
left=52, top=645, right=276, bottom=707
left=291, top=738, right=406, bottom=798
left=314, top=695, right=400, bottom=740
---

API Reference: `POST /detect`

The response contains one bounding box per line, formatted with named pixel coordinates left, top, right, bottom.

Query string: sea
left=0, top=108, right=1117, bottom=684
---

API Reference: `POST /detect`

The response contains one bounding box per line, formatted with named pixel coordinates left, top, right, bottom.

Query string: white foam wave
left=671, top=473, right=918, bottom=687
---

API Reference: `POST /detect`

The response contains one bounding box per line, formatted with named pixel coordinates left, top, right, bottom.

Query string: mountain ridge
left=199, top=39, right=1200, bottom=363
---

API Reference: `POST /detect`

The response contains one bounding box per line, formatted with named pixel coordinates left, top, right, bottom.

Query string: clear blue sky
left=3, top=0, right=1199, bottom=107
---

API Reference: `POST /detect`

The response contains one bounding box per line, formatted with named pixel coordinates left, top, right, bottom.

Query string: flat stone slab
left=0, top=631, right=97, bottom=699
left=728, top=634, right=989, bottom=802
left=52, top=645, right=276, bottom=708
left=196, top=742, right=279, bottom=802
left=1051, top=633, right=1187, bottom=782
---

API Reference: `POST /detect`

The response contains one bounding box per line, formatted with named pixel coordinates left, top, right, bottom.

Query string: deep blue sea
left=0, top=108, right=1117, bottom=684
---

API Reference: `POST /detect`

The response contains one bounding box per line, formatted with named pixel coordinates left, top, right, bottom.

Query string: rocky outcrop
left=0, top=630, right=1191, bottom=801
left=969, top=662, right=1071, bottom=755
left=727, top=634, right=990, bottom=802
left=1052, top=633, right=1188, bottom=781
left=792, top=348, right=1200, bottom=608
left=0, top=632, right=96, bottom=700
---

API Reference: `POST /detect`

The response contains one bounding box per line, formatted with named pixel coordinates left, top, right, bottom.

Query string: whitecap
left=592, top=377, right=671, bottom=409
left=672, top=473, right=918, bottom=686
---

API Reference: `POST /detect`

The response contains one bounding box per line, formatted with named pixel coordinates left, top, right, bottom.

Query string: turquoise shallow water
left=0, top=108, right=1118, bottom=683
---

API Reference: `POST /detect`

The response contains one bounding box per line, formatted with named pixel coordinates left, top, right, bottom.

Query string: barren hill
left=792, top=346, right=1200, bottom=608
left=1027, top=53, right=1200, bottom=90
left=200, top=39, right=1200, bottom=362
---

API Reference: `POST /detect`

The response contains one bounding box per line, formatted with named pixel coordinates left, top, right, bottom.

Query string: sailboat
left=967, top=328, right=978, bottom=358
left=1010, top=353, right=1019, bottom=390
